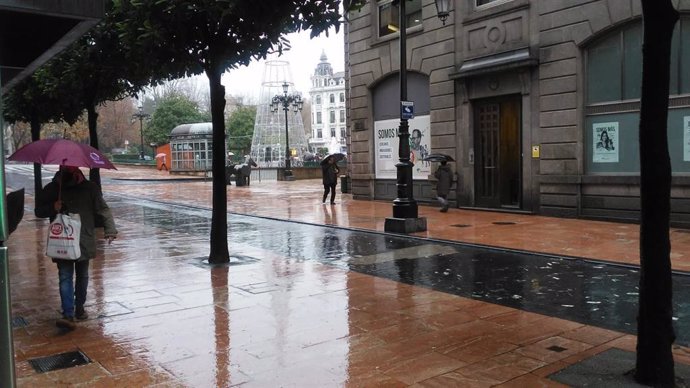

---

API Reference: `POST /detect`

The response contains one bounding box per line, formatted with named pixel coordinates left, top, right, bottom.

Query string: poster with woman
left=593, top=122, right=619, bottom=163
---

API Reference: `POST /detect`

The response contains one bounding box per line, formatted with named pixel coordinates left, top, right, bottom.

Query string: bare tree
left=8, top=122, right=31, bottom=152
left=145, top=76, right=211, bottom=113
left=97, top=97, right=138, bottom=151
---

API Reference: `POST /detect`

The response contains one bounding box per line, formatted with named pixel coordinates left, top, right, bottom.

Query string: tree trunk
left=30, top=115, right=42, bottom=197
left=206, top=66, right=230, bottom=263
left=87, top=105, right=101, bottom=187
left=636, top=1, right=678, bottom=386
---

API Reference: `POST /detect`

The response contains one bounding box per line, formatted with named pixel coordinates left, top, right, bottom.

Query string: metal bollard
left=0, top=248, right=15, bottom=387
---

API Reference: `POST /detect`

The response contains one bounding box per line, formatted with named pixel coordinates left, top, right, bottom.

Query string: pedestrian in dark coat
left=434, top=161, right=453, bottom=212
left=322, top=156, right=340, bottom=204
left=35, top=166, right=117, bottom=330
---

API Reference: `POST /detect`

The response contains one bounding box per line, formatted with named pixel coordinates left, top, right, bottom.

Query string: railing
left=250, top=168, right=278, bottom=182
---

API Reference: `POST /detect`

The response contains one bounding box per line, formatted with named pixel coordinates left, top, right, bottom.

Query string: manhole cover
left=11, top=317, right=28, bottom=328
left=28, top=350, right=91, bottom=373
left=492, top=221, right=517, bottom=225
left=451, top=224, right=472, bottom=228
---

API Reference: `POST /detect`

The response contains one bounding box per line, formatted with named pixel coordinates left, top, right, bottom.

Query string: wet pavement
left=5, top=164, right=690, bottom=387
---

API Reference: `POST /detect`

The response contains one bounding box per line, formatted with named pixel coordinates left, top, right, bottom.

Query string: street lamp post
left=384, top=0, right=450, bottom=233
left=271, top=82, right=303, bottom=179
left=132, top=105, right=150, bottom=160
left=150, top=142, right=157, bottom=159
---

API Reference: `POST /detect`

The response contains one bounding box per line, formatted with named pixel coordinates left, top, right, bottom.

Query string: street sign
left=401, top=101, right=414, bottom=120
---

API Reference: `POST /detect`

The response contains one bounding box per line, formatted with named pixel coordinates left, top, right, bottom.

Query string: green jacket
left=35, top=172, right=117, bottom=261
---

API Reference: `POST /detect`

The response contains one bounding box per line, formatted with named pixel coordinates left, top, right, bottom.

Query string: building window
left=171, top=139, right=213, bottom=171
left=587, top=24, right=642, bottom=104
left=339, top=92, right=345, bottom=103
left=330, top=94, right=335, bottom=104
left=317, top=128, right=322, bottom=138
left=340, top=128, right=346, bottom=138
left=330, top=128, right=336, bottom=137
left=476, top=0, right=512, bottom=7
left=316, top=95, right=321, bottom=105
left=339, top=110, right=345, bottom=122
left=584, top=18, right=690, bottom=174
left=316, top=112, right=322, bottom=124
left=587, top=20, right=690, bottom=104
left=378, top=0, right=422, bottom=38
left=330, top=111, right=336, bottom=123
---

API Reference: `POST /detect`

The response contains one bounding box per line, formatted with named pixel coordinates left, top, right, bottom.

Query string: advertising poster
left=684, top=116, right=690, bottom=161
left=593, top=122, right=619, bottom=163
left=374, top=115, right=431, bottom=179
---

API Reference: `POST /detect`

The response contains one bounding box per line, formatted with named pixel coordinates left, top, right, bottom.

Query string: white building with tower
left=308, top=52, right=346, bottom=157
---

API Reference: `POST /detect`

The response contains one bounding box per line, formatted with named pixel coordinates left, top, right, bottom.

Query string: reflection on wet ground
left=8, top=166, right=690, bottom=386
left=109, top=193, right=690, bottom=346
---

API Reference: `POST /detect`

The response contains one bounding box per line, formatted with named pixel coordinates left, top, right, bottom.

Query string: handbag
left=46, top=213, right=81, bottom=260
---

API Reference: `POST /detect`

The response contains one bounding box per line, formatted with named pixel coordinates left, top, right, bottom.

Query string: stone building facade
left=345, top=0, right=690, bottom=226
left=309, top=52, right=348, bottom=156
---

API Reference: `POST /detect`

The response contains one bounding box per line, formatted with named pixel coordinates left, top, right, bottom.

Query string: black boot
left=75, top=305, right=88, bottom=320
left=56, top=315, right=76, bottom=331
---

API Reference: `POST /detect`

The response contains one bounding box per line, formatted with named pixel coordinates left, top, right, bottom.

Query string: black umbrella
left=422, top=153, right=455, bottom=162
left=320, top=153, right=346, bottom=166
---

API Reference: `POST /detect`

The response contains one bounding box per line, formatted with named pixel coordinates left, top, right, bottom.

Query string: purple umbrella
left=9, top=139, right=117, bottom=170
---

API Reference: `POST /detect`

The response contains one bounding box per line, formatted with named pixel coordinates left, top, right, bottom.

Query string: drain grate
left=492, top=221, right=517, bottom=225
left=547, top=345, right=568, bottom=353
left=451, top=224, right=472, bottom=228
left=11, top=317, right=28, bottom=328
left=28, top=350, right=91, bottom=373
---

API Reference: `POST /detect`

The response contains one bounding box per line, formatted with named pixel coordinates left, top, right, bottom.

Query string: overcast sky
left=211, top=26, right=345, bottom=103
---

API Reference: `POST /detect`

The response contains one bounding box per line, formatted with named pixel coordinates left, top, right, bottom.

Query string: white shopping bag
left=46, top=213, right=81, bottom=260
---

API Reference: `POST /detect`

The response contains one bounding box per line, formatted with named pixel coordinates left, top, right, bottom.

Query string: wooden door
left=474, top=98, right=521, bottom=208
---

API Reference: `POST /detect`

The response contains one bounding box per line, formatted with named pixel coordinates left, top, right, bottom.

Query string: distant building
left=169, top=122, right=217, bottom=173
left=308, top=52, right=347, bottom=156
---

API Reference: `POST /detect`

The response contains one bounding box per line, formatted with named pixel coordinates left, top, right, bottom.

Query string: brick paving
left=5, top=164, right=690, bottom=387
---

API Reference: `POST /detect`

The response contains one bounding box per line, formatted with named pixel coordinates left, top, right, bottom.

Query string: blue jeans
left=57, top=260, right=89, bottom=318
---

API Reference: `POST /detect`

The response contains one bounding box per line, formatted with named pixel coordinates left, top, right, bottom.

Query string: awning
left=449, top=48, right=538, bottom=80
left=1, top=2, right=104, bottom=93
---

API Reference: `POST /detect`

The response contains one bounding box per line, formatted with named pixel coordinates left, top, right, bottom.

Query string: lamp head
left=435, top=0, right=450, bottom=25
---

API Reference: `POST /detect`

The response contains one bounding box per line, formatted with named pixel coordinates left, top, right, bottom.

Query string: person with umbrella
left=34, top=165, right=118, bottom=330
left=423, top=153, right=455, bottom=212
left=435, top=160, right=453, bottom=212
left=156, top=153, right=168, bottom=171
left=11, top=139, right=119, bottom=331
left=321, top=154, right=341, bottom=204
